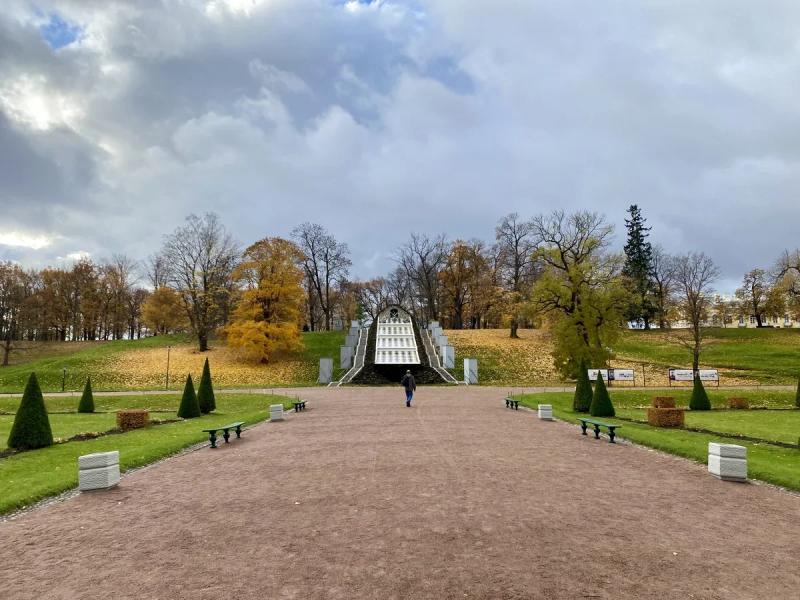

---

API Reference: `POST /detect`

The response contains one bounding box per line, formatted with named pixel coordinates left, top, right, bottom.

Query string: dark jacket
left=400, top=373, right=417, bottom=392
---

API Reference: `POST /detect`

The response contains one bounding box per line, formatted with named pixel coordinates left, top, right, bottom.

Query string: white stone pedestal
left=440, top=345, right=455, bottom=369
left=464, top=358, right=478, bottom=384
left=78, top=451, right=120, bottom=491
left=270, top=404, right=284, bottom=421
left=318, top=358, right=333, bottom=384
left=538, top=404, right=554, bottom=420
left=340, top=345, right=353, bottom=369
left=708, top=443, right=747, bottom=482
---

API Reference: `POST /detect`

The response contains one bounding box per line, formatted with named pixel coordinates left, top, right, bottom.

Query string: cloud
left=0, top=231, right=52, bottom=249
left=1, top=0, right=800, bottom=292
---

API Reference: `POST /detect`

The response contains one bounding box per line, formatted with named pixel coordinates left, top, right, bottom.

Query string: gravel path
left=1, top=386, right=798, bottom=599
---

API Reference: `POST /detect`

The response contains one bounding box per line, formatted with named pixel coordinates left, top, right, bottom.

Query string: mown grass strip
left=516, top=392, right=800, bottom=492
left=0, top=394, right=293, bottom=515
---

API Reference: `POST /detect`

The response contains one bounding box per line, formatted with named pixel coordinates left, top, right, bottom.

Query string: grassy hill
left=1, top=327, right=797, bottom=391
left=445, top=327, right=800, bottom=386
left=0, top=332, right=345, bottom=393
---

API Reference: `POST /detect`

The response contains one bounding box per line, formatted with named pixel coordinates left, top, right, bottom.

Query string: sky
left=2, top=0, right=800, bottom=293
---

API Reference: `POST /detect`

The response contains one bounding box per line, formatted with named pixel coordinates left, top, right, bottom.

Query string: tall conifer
left=623, top=205, right=655, bottom=328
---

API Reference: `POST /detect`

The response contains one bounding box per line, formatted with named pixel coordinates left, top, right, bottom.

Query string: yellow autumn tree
left=141, top=287, right=188, bottom=334
left=225, top=237, right=305, bottom=363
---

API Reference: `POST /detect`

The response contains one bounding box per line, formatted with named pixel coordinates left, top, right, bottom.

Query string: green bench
left=293, top=400, right=307, bottom=412
left=505, top=398, right=520, bottom=410
left=577, top=418, right=620, bottom=444
left=202, top=421, right=245, bottom=449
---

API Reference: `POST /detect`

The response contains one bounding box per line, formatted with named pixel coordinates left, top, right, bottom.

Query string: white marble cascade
left=374, top=306, right=420, bottom=365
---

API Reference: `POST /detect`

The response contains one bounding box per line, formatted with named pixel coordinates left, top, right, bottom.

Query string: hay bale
left=116, top=409, right=150, bottom=431
left=647, top=407, right=685, bottom=427
left=728, top=397, right=749, bottom=410
left=651, top=396, right=676, bottom=408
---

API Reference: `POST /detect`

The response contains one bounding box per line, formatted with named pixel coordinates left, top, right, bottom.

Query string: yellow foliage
left=141, top=287, right=187, bottom=334
left=225, top=237, right=305, bottom=363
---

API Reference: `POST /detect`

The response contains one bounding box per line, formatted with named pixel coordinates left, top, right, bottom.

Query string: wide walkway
left=1, top=387, right=798, bottom=599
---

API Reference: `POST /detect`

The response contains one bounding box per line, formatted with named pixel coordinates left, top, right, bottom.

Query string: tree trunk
left=2, top=338, right=11, bottom=367
left=510, top=318, right=519, bottom=339
left=756, top=314, right=763, bottom=327
left=198, top=332, right=209, bottom=352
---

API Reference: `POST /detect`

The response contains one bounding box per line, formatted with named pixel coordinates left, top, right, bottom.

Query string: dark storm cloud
left=1, top=0, right=799, bottom=290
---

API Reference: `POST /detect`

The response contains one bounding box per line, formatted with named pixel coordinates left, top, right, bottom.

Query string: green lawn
left=514, top=390, right=800, bottom=491
left=616, top=327, right=800, bottom=384
left=0, top=393, right=293, bottom=514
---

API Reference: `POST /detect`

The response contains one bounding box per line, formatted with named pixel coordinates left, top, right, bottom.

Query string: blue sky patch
left=39, top=13, right=82, bottom=50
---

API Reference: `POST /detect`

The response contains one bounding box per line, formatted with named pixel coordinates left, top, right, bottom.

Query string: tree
left=572, top=360, right=593, bottom=412
left=439, top=240, right=487, bottom=329
left=529, top=211, right=628, bottom=378
left=292, top=223, right=351, bottom=331
left=396, top=233, right=448, bottom=323
left=177, top=374, right=201, bottom=419
left=689, top=375, right=711, bottom=410
left=650, top=245, right=675, bottom=329
left=162, top=213, right=239, bottom=351
left=141, top=287, right=187, bottom=335
left=495, top=213, right=538, bottom=337
left=735, top=268, right=769, bottom=327
left=622, top=205, right=655, bottom=329
left=712, top=295, right=732, bottom=328
left=589, top=372, right=615, bottom=417
left=78, top=377, right=95, bottom=413
left=7, top=373, right=53, bottom=449
left=672, top=252, right=719, bottom=372
left=197, top=358, right=215, bottom=414
left=225, top=237, right=305, bottom=363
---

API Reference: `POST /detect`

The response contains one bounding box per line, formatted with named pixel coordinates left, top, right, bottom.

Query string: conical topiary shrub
left=177, top=374, right=201, bottom=419
left=8, top=373, right=54, bottom=450
left=573, top=360, right=593, bottom=413
left=78, top=377, right=95, bottom=413
left=689, top=374, right=711, bottom=410
left=589, top=372, right=615, bottom=417
left=197, top=358, right=216, bottom=414
left=795, top=376, right=800, bottom=409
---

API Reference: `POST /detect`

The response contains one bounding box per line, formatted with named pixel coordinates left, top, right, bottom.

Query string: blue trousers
left=405, top=390, right=413, bottom=403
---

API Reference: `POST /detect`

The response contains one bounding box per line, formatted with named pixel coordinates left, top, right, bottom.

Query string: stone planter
left=270, top=404, right=284, bottom=421
left=708, top=443, right=747, bottom=482
left=537, top=404, right=554, bottom=420
left=78, top=451, right=120, bottom=491
left=647, top=407, right=685, bottom=427
left=728, top=397, right=749, bottom=410
left=116, top=410, right=149, bottom=431
left=651, top=396, right=676, bottom=409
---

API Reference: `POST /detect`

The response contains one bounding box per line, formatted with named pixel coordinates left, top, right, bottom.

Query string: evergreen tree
left=8, top=373, right=54, bottom=450
left=623, top=205, right=655, bottom=329
left=572, top=360, right=593, bottom=412
left=77, top=377, right=95, bottom=413
left=589, top=372, right=615, bottom=417
left=689, top=374, right=711, bottom=410
left=197, top=358, right=216, bottom=414
left=177, top=374, right=201, bottom=419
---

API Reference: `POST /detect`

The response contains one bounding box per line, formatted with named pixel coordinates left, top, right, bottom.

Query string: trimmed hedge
left=689, top=375, right=711, bottom=411
left=177, top=374, right=201, bottom=419
left=589, top=372, right=615, bottom=417
left=78, top=377, right=95, bottom=413
left=197, top=358, right=216, bottom=414
left=572, top=360, right=592, bottom=413
left=8, top=373, right=54, bottom=450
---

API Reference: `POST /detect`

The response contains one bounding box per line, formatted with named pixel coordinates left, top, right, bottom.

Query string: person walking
left=400, top=369, right=417, bottom=407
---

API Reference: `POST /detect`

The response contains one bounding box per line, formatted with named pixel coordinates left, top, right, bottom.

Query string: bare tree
left=495, top=213, right=538, bottom=337
left=672, top=252, right=719, bottom=372
left=292, top=223, right=352, bottom=331
left=396, top=233, right=447, bottom=323
left=650, top=244, right=676, bottom=329
left=162, top=213, right=239, bottom=351
left=354, top=278, right=390, bottom=321
left=145, top=253, right=170, bottom=289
